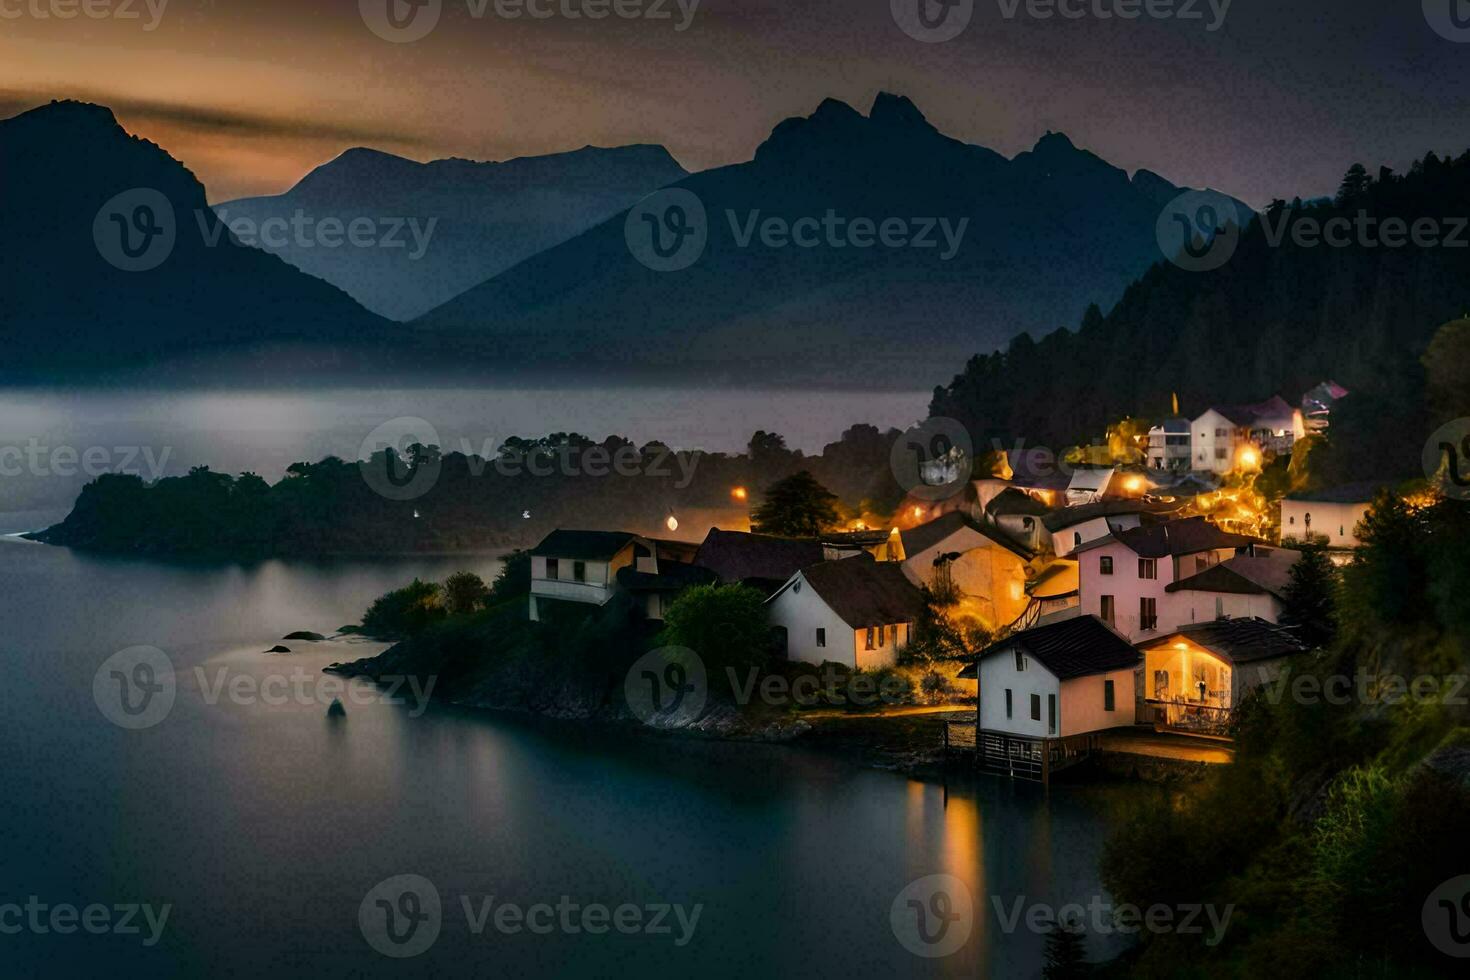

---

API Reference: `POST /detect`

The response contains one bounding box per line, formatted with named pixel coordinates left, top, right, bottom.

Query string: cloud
left=0, top=87, right=429, bottom=148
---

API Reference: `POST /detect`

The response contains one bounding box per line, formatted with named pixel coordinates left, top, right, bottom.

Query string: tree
left=1280, top=544, right=1339, bottom=650
left=1336, top=163, right=1370, bottom=204
left=443, top=571, right=491, bottom=616
left=489, top=549, right=532, bottom=604
left=1042, top=912, right=1089, bottom=979
left=361, top=579, right=445, bottom=637
left=1423, top=318, right=1470, bottom=421
left=750, top=471, right=840, bottom=537
left=657, top=584, right=771, bottom=675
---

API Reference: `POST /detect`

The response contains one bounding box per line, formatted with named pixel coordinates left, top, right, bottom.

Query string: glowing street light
left=666, top=514, right=680, bottom=532
left=731, top=486, right=748, bottom=502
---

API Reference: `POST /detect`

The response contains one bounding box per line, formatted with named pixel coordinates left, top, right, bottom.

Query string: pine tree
left=1336, top=163, right=1370, bottom=204
left=1281, top=544, right=1339, bottom=649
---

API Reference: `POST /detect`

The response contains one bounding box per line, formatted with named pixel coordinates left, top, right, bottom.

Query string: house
left=615, top=560, right=718, bottom=621
left=692, top=528, right=825, bottom=596
left=1066, top=466, right=1118, bottom=505
left=1161, top=553, right=1297, bottom=627
left=1147, top=417, right=1192, bottom=474
left=1011, top=558, right=1081, bottom=631
left=766, top=556, right=925, bottom=669
left=963, top=615, right=1139, bottom=743
left=528, top=530, right=653, bottom=621
left=972, top=449, right=1071, bottom=513
left=1191, top=398, right=1304, bottom=475
left=898, top=511, right=1033, bottom=629
left=1301, top=381, right=1349, bottom=435
left=1043, top=499, right=1179, bottom=558
left=821, top=529, right=904, bottom=562
left=1280, top=482, right=1384, bottom=552
left=1137, top=618, right=1309, bottom=735
left=984, top=487, right=1053, bottom=553
left=1072, top=517, right=1267, bottom=641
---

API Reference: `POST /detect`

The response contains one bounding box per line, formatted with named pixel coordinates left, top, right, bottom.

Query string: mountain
left=931, top=150, right=1470, bottom=482
left=411, top=93, right=1251, bottom=386
left=215, top=144, right=689, bottom=321
left=0, top=101, right=393, bottom=378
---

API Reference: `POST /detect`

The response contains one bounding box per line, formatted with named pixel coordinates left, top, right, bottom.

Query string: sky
left=2, top=0, right=1467, bottom=204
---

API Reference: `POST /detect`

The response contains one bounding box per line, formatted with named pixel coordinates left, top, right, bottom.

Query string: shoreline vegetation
left=25, top=427, right=911, bottom=557
left=324, top=560, right=981, bottom=778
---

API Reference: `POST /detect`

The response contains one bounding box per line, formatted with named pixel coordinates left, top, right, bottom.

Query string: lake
left=0, top=385, right=1149, bottom=978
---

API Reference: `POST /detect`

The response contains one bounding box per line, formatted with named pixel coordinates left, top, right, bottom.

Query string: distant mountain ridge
left=0, top=100, right=391, bottom=377
left=411, top=93, right=1251, bottom=385
left=216, top=143, right=689, bottom=320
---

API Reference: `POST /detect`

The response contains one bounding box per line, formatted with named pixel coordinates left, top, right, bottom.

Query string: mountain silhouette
left=412, top=93, right=1250, bottom=385
left=0, top=101, right=392, bottom=378
left=215, top=143, right=688, bottom=321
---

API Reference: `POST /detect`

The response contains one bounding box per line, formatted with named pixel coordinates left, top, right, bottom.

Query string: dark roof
left=694, top=529, right=824, bottom=584
left=899, top=511, right=1033, bottom=560
left=616, top=561, right=718, bottom=593
left=1165, top=555, right=1295, bottom=599
left=1072, top=517, right=1261, bottom=559
left=962, top=615, right=1139, bottom=680
left=1143, top=618, right=1308, bottom=664
left=1286, top=481, right=1388, bottom=504
left=1209, top=395, right=1296, bottom=428
left=986, top=487, right=1053, bottom=518
left=1002, top=451, right=1073, bottom=491
left=652, top=538, right=701, bottom=563
left=530, top=529, right=638, bottom=561
left=1042, top=499, right=1176, bottom=532
left=1154, top=417, right=1191, bottom=433
left=822, top=530, right=892, bottom=549
left=786, top=557, right=925, bottom=629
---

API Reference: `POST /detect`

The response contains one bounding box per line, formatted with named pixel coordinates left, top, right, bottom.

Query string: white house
left=1072, top=517, right=1267, bottom=641
left=1280, top=482, right=1383, bottom=552
left=1137, top=618, right=1308, bottom=736
left=529, top=530, right=713, bottom=622
left=898, top=511, right=1033, bottom=630
left=965, top=615, right=1140, bottom=741
left=1147, top=418, right=1192, bottom=474
left=1190, top=398, right=1304, bottom=475
left=766, top=556, right=925, bottom=670
left=1161, top=553, right=1297, bottom=628
left=1042, top=500, right=1175, bottom=558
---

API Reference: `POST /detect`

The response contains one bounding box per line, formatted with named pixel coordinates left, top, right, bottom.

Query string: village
left=522, top=381, right=1394, bottom=782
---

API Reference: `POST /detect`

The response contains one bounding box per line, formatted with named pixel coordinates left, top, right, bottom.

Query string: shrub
left=443, top=571, right=491, bottom=617
left=362, top=578, right=445, bottom=637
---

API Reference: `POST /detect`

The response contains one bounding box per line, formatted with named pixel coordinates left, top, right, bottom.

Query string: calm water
left=0, top=386, right=1147, bottom=978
